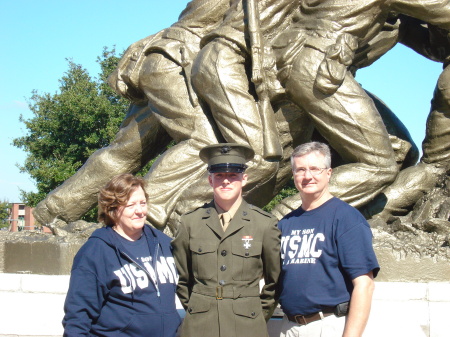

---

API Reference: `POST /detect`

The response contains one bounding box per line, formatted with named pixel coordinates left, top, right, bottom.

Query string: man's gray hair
left=290, top=142, right=332, bottom=168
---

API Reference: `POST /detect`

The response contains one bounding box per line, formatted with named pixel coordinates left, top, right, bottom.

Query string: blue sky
left=0, top=0, right=443, bottom=202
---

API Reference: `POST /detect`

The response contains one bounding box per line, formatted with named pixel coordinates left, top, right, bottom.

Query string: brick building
left=8, top=203, right=35, bottom=232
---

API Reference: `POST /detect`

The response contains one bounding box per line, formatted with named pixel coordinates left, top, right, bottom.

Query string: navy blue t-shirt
left=278, top=197, right=379, bottom=316
left=116, top=232, right=151, bottom=264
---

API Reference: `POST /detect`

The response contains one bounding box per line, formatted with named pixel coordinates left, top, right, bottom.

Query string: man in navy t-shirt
left=278, top=142, right=380, bottom=337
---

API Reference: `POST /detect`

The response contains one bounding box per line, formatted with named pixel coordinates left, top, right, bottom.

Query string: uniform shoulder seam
left=248, top=204, right=274, bottom=218
left=183, top=203, right=209, bottom=216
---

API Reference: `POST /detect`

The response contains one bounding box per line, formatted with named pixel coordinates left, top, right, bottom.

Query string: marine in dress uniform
left=172, top=143, right=281, bottom=337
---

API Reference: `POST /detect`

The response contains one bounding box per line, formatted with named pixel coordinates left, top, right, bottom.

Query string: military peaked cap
left=200, top=143, right=255, bottom=173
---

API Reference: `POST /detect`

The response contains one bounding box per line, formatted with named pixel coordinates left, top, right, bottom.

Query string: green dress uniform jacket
left=172, top=200, right=281, bottom=337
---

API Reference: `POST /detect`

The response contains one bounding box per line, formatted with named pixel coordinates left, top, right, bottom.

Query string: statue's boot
left=361, top=162, right=448, bottom=221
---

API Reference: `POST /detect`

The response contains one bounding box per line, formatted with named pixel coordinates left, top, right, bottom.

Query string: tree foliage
left=13, top=47, right=130, bottom=212
left=0, top=200, right=10, bottom=229
left=263, top=179, right=297, bottom=212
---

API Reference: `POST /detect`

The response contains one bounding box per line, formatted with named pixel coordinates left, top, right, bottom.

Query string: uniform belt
left=287, top=306, right=336, bottom=326
left=192, top=284, right=260, bottom=300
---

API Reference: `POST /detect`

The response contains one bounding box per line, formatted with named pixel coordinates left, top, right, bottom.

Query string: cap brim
left=208, top=163, right=247, bottom=173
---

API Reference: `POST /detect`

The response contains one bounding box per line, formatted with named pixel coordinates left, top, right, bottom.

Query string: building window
left=18, top=216, right=25, bottom=231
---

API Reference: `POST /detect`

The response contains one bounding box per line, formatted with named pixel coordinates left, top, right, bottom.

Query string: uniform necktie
left=221, top=212, right=231, bottom=232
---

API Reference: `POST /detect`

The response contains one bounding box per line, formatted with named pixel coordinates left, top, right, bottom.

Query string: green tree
left=13, top=47, right=130, bottom=220
left=0, top=200, right=10, bottom=229
left=263, top=179, right=297, bottom=212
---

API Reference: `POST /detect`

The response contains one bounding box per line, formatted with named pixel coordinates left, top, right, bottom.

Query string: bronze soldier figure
left=190, top=0, right=299, bottom=208
left=33, top=0, right=230, bottom=233
left=271, top=0, right=450, bottom=216
left=362, top=17, right=450, bottom=221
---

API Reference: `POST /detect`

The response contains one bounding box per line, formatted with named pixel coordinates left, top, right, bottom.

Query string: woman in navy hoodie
left=63, top=173, right=181, bottom=336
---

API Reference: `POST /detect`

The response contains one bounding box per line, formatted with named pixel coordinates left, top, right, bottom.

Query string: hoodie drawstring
left=153, top=239, right=161, bottom=298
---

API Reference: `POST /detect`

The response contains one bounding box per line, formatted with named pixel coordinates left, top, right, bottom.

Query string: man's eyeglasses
left=294, top=167, right=328, bottom=176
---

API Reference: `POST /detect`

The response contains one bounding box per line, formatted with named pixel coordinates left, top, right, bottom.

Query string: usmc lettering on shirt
left=114, top=256, right=178, bottom=294
left=281, top=229, right=325, bottom=265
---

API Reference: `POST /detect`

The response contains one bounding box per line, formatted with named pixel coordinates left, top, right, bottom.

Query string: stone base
left=4, top=241, right=83, bottom=275
left=1, top=231, right=85, bottom=275
left=375, top=246, right=450, bottom=282
left=372, top=226, right=450, bottom=282
left=2, top=228, right=450, bottom=279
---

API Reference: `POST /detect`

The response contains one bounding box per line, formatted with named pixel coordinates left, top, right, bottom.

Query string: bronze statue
left=362, top=17, right=450, bottom=221
left=32, top=0, right=450, bottom=236
left=189, top=0, right=299, bottom=208
left=270, top=0, right=450, bottom=217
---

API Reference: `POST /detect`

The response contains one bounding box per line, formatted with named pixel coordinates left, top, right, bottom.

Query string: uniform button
left=243, top=211, right=248, bottom=216
left=198, top=248, right=202, bottom=252
left=251, top=312, right=255, bottom=316
left=219, top=280, right=226, bottom=285
left=245, top=252, right=249, bottom=256
left=221, top=250, right=227, bottom=256
left=220, top=265, right=227, bottom=271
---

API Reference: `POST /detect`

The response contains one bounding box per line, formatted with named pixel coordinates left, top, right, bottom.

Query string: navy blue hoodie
left=63, top=225, right=181, bottom=336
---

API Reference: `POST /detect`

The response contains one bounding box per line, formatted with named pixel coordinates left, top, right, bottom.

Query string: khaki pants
left=280, top=314, right=346, bottom=337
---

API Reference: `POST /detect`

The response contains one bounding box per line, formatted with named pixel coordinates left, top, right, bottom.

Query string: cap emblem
left=220, top=145, right=231, bottom=154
